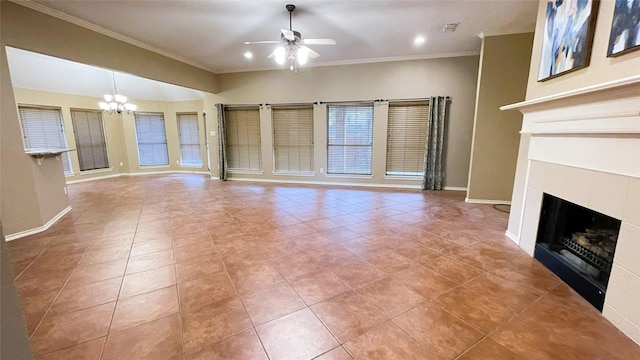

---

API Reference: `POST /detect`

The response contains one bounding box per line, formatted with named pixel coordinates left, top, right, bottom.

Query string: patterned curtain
left=421, top=96, right=449, bottom=190
left=216, top=104, right=228, bottom=181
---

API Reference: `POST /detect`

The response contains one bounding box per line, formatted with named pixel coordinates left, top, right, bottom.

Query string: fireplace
left=534, top=193, right=621, bottom=311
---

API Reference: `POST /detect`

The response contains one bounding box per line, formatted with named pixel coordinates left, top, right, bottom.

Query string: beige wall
left=467, top=33, right=533, bottom=203
left=526, top=0, right=640, bottom=99
left=508, top=0, right=640, bottom=238
left=209, top=57, right=480, bottom=188
left=1, top=48, right=70, bottom=236
left=13, top=89, right=208, bottom=182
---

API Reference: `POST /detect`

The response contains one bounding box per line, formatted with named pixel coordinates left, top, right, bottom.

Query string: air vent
left=440, top=23, right=459, bottom=32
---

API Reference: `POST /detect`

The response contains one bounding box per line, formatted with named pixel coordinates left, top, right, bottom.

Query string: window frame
left=133, top=111, right=170, bottom=167
left=224, top=106, right=262, bottom=172
left=17, top=104, right=73, bottom=175
left=176, top=112, right=202, bottom=167
left=272, top=104, right=315, bottom=175
left=326, top=103, right=374, bottom=176
left=70, top=108, right=110, bottom=172
left=385, top=101, right=430, bottom=177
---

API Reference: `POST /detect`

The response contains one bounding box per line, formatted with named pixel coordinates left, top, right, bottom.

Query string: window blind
left=272, top=105, right=314, bottom=174
left=327, top=104, right=373, bottom=175
left=71, top=109, right=109, bottom=171
left=18, top=106, right=72, bottom=174
left=134, top=112, right=169, bottom=166
left=386, top=102, right=430, bottom=176
left=177, top=113, right=202, bottom=166
left=224, top=107, right=262, bottom=171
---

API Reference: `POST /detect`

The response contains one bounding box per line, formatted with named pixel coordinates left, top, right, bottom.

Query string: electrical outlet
left=119, top=162, right=124, bottom=167
left=210, top=131, right=216, bottom=136
left=320, top=167, right=324, bottom=173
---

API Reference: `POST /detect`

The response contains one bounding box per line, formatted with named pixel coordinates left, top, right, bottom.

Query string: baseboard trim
left=66, top=170, right=210, bottom=184
left=443, top=186, right=467, bottom=191
left=5, top=206, right=72, bottom=241
left=66, top=173, right=121, bottom=184
left=465, top=198, right=512, bottom=205
left=505, top=230, right=520, bottom=245
left=225, top=177, right=422, bottom=189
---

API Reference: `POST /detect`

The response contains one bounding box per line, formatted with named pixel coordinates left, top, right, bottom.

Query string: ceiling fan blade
left=281, top=29, right=295, bottom=41
left=300, top=46, right=320, bottom=59
left=244, top=41, right=281, bottom=45
left=303, top=39, right=336, bottom=45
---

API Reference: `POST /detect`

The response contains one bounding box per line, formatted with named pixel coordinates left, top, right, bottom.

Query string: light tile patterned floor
left=6, top=174, right=640, bottom=359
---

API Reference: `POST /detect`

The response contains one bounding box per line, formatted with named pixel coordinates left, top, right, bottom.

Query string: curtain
left=421, top=96, right=449, bottom=190
left=216, top=104, right=228, bottom=181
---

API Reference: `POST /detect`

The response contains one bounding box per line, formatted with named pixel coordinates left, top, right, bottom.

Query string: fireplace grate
left=559, top=237, right=612, bottom=273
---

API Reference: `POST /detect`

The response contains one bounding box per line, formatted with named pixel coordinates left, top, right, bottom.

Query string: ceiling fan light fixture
left=297, top=47, right=308, bottom=65
left=274, top=46, right=286, bottom=64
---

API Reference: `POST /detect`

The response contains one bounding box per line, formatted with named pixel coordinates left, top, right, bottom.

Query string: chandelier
left=98, top=72, right=137, bottom=114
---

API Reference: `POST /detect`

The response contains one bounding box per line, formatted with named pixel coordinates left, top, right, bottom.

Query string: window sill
left=80, top=168, right=114, bottom=175
left=273, top=171, right=316, bottom=177
left=325, top=173, right=374, bottom=180
left=384, top=175, right=422, bottom=180
left=180, top=164, right=204, bottom=168
left=227, top=169, right=264, bottom=175
left=138, top=165, right=170, bottom=169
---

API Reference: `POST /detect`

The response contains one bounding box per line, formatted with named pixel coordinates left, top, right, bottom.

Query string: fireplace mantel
left=504, top=75, right=640, bottom=344
left=501, top=74, right=640, bottom=137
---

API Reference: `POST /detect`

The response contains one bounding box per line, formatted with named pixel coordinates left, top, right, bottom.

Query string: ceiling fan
left=244, top=4, right=336, bottom=72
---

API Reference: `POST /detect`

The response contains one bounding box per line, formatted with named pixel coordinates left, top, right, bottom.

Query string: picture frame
left=607, top=0, right=640, bottom=57
left=538, top=0, right=600, bottom=81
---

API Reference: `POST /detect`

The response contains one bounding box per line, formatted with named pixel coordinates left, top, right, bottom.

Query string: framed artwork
left=538, top=0, right=600, bottom=81
left=607, top=0, right=640, bottom=57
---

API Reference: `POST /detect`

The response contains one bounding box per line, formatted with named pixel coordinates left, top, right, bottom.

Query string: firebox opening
left=534, top=193, right=621, bottom=311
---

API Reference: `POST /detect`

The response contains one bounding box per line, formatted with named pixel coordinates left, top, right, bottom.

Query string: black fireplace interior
left=534, top=193, right=621, bottom=311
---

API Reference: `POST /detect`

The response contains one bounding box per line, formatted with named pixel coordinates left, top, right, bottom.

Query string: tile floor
left=6, top=174, right=640, bottom=360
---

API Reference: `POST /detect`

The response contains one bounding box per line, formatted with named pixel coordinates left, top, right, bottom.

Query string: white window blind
left=273, top=105, right=314, bottom=174
left=327, top=104, right=373, bottom=175
left=386, top=102, right=430, bottom=176
left=134, top=112, right=169, bottom=166
left=225, top=107, right=262, bottom=171
left=18, top=106, right=72, bottom=174
left=177, top=113, right=202, bottom=166
left=71, top=109, right=109, bottom=171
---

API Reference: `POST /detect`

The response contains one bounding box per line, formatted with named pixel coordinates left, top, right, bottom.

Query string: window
left=386, top=101, right=429, bottom=176
left=327, top=104, right=373, bottom=175
left=70, top=109, right=109, bottom=171
left=224, top=107, right=262, bottom=171
left=134, top=112, right=169, bottom=166
left=272, top=105, right=314, bottom=174
left=18, top=105, right=73, bottom=174
left=177, top=113, right=202, bottom=166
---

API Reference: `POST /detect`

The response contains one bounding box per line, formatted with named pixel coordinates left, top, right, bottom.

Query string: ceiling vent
left=440, top=23, right=460, bottom=32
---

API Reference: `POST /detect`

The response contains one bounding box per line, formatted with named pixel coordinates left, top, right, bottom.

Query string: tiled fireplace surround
left=505, top=76, right=640, bottom=344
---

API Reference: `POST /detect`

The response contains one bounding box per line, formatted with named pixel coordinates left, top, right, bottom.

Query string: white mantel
left=503, top=75, right=640, bottom=344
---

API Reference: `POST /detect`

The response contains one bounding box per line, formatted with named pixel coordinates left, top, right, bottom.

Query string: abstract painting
left=538, top=0, right=599, bottom=81
left=607, top=0, right=640, bottom=56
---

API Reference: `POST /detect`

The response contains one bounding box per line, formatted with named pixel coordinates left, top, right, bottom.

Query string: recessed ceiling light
left=244, top=51, right=253, bottom=59
left=441, top=23, right=460, bottom=32
left=414, top=36, right=426, bottom=45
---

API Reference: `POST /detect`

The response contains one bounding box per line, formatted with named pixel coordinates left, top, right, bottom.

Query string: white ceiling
left=7, top=0, right=538, bottom=102
left=28, top=0, right=539, bottom=73
left=6, top=47, right=205, bottom=102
